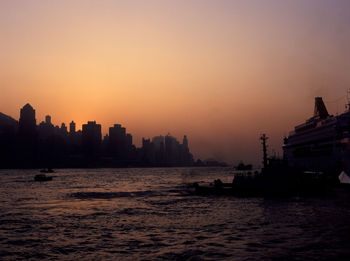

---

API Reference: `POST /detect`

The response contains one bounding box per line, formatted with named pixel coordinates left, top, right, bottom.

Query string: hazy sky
left=1, top=0, right=350, bottom=165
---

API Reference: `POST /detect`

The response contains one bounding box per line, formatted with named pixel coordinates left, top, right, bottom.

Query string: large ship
left=283, top=97, right=350, bottom=175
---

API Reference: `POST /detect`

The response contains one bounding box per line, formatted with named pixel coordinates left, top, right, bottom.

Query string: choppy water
left=1, top=167, right=350, bottom=260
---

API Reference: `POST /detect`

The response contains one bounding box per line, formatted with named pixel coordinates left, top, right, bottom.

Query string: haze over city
left=2, top=0, right=350, bottom=165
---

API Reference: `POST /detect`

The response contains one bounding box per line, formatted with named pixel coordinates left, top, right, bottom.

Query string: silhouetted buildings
left=141, top=138, right=155, bottom=165
left=38, top=115, right=68, bottom=167
left=0, top=103, right=195, bottom=168
left=0, top=112, right=18, bottom=168
left=38, top=115, right=54, bottom=139
left=139, top=134, right=194, bottom=167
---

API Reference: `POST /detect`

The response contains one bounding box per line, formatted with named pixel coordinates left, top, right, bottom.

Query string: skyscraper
left=18, top=103, right=38, bottom=167
left=69, top=121, right=76, bottom=134
left=82, top=121, right=102, bottom=158
left=183, top=135, right=188, bottom=149
left=19, top=103, right=36, bottom=136
left=108, top=124, right=132, bottom=159
left=61, top=123, right=67, bottom=134
left=45, top=115, right=52, bottom=125
left=152, top=135, right=165, bottom=150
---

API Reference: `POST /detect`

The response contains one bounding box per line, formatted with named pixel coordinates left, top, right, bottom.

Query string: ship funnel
left=314, top=97, right=329, bottom=119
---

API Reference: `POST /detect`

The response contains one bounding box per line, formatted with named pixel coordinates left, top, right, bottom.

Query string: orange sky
left=1, top=0, right=350, bottom=165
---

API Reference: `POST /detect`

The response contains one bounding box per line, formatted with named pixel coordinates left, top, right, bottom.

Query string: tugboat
left=194, top=134, right=330, bottom=197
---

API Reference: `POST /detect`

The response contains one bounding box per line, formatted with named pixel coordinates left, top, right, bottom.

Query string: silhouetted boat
left=193, top=179, right=234, bottom=195
left=194, top=168, right=330, bottom=197
left=194, top=135, right=331, bottom=197
left=34, top=174, right=53, bottom=182
left=40, top=168, right=55, bottom=173
left=235, top=162, right=253, bottom=170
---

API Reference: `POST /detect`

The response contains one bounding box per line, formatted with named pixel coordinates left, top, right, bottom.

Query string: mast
left=260, top=134, right=268, bottom=169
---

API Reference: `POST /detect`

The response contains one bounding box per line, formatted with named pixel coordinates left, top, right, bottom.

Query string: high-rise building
left=183, top=135, right=188, bottom=149
left=149, top=134, right=193, bottom=166
left=82, top=121, right=102, bottom=157
left=109, top=124, right=132, bottom=159
left=61, top=123, right=67, bottom=134
left=165, top=134, right=180, bottom=164
left=181, top=135, right=193, bottom=165
left=18, top=103, right=38, bottom=167
left=38, top=114, right=55, bottom=139
left=126, top=133, right=132, bottom=149
left=45, top=115, right=52, bottom=125
left=69, top=121, right=76, bottom=134
left=152, top=135, right=165, bottom=164
left=19, top=103, right=36, bottom=136
left=109, top=124, right=126, bottom=144
left=141, top=138, right=155, bottom=165
left=152, top=135, right=164, bottom=150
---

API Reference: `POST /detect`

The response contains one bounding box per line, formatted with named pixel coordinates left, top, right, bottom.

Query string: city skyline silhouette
left=1, top=103, right=204, bottom=168
left=2, top=1, right=350, bottom=165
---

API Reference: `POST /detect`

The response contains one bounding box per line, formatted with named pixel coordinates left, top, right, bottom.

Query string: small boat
left=40, top=168, right=55, bottom=173
left=34, top=174, right=53, bottom=182
left=193, top=179, right=234, bottom=195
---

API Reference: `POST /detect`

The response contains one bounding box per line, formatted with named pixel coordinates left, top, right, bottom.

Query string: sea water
left=1, top=167, right=350, bottom=260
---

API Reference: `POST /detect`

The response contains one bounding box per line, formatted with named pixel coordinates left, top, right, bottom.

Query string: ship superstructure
left=283, top=97, right=350, bottom=174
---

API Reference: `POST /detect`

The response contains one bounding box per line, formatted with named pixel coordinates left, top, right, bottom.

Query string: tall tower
left=260, top=134, right=268, bottom=169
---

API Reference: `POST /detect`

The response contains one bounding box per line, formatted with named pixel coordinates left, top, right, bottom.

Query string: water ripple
left=1, top=168, right=350, bottom=260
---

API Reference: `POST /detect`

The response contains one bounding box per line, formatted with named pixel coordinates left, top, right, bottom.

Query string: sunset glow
left=2, top=0, right=350, bottom=164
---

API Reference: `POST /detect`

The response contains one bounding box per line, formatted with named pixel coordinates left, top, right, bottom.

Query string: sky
left=1, top=0, right=350, bottom=165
